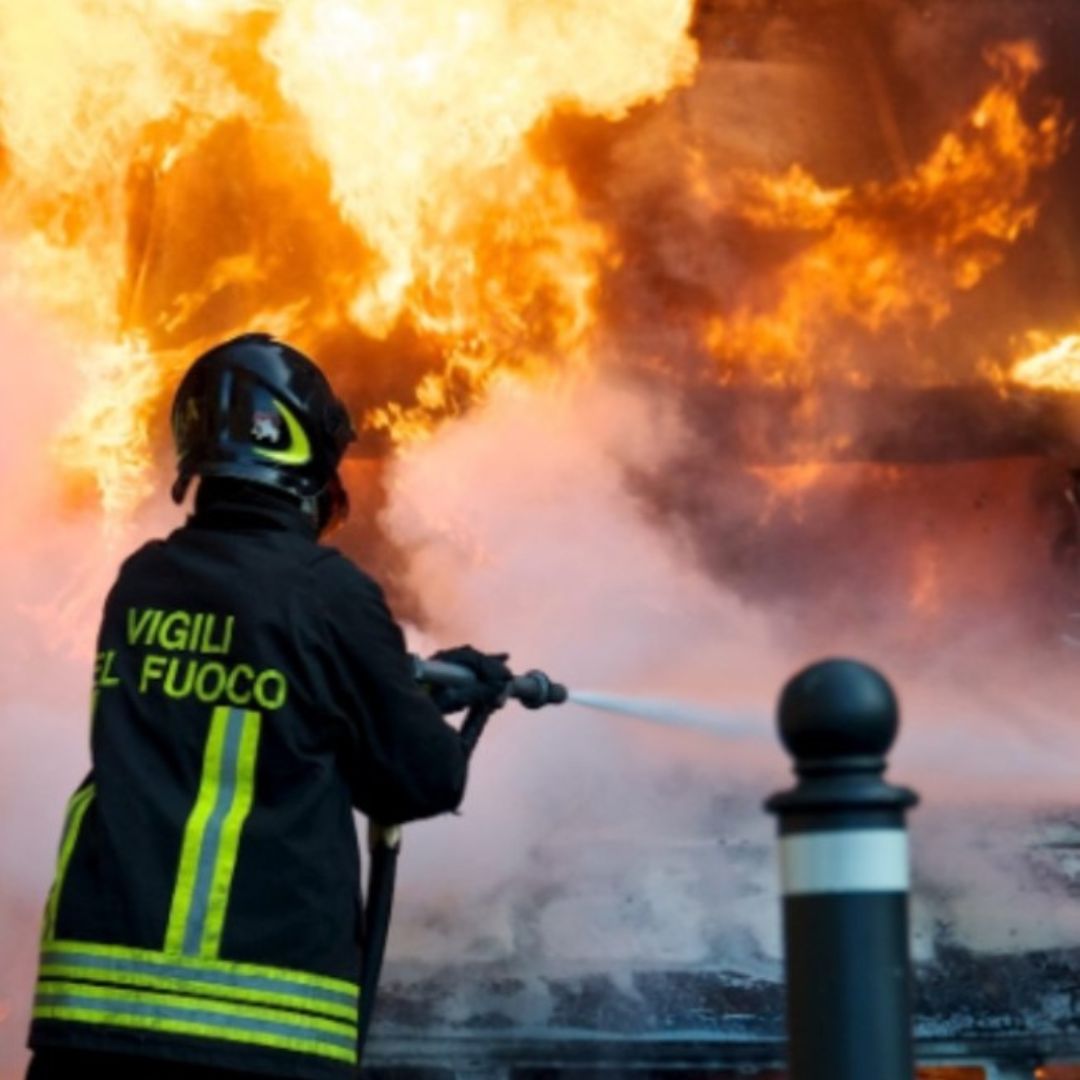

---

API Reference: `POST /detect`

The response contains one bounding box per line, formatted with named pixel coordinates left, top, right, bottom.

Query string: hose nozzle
left=412, top=656, right=568, bottom=709
left=513, top=669, right=569, bottom=709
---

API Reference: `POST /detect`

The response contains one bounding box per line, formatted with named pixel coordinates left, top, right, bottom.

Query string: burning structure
left=2, top=0, right=1080, bottom=1076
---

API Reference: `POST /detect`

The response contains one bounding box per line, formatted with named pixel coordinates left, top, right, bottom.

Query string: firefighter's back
left=30, top=493, right=365, bottom=1080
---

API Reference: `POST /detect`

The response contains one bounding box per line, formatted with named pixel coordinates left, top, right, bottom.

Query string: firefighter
left=26, top=333, right=511, bottom=1080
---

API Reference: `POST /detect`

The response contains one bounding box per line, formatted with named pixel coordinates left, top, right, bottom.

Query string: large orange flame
left=0, top=8, right=1074, bottom=527
left=0, top=0, right=697, bottom=516
left=703, top=41, right=1066, bottom=386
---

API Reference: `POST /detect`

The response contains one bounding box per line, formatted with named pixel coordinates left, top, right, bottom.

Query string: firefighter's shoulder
left=111, top=538, right=168, bottom=581
left=306, top=546, right=391, bottom=616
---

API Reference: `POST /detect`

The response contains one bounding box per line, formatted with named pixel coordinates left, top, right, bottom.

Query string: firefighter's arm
left=313, top=560, right=470, bottom=824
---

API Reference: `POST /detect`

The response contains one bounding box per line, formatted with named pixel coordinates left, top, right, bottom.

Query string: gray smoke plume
left=376, top=372, right=1080, bottom=1000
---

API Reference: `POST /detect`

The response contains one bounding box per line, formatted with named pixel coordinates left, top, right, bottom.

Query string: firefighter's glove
left=428, top=645, right=512, bottom=714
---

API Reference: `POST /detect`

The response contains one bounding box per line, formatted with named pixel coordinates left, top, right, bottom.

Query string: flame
left=703, top=41, right=1067, bottom=386
left=749, top=462, right=832, bottom=527
left=0, top=9, right=1075, bottom=525
left=362, top=161, right=611, bottom=441
left=0, top=0, right=697, bottom=519
left=265, top=0, right=694, bottom=337
left=51, top=337, right=170, bottom=521
left=1009, top=330, right=1080, bottom=392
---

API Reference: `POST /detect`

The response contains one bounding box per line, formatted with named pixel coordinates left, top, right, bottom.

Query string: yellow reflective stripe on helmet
left=41, top=785, right=96, bottom=943
left=252, top=400, right=312, bottom=467
left=165, top=708, right=261, bottom=958
left=44, top=939, right=358, bottom=1000
left=34, top=981, right=356, bottom=1065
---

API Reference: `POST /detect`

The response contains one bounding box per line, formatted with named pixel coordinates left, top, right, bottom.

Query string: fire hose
left=356, top=656, right=568, bottom=1068
left=410, top=656, right=570, bottom=709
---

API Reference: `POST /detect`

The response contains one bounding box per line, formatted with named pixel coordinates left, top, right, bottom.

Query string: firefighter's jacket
left=29, top=492, right=469, bottom=1078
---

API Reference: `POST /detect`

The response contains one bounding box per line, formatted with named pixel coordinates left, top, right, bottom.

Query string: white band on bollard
left=780, top=829, right=909, bottom=896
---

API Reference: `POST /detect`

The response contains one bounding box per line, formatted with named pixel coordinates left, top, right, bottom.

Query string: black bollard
left=765, top=659, right=919, bottom=1080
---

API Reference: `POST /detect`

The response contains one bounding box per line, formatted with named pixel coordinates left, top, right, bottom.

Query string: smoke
left=0, top=296, right=174, bottom=1079
left=514, top=0, right=1080, bottom=664
left=375, top=374, right=787, bottom=982
left=0, top=303, right=91, bottom=1076
left=374, top=371, right=1080, bottom=1016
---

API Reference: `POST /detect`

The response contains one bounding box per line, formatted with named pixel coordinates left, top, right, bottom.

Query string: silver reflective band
left=780, top=829, right=909, bottom=896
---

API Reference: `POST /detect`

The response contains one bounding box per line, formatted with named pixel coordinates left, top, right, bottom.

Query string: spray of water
left=568, top=689, right=768, bottom=741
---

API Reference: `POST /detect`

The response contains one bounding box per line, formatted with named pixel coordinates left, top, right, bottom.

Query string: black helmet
left=171, top=333, right=356, bottom=533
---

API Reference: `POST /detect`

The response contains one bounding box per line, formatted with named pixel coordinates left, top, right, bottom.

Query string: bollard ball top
left=778, top=658, right=898, bottom=765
